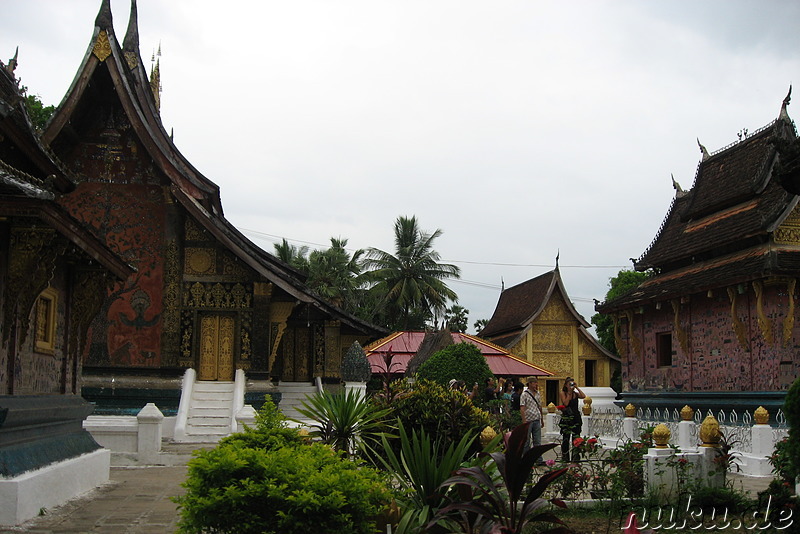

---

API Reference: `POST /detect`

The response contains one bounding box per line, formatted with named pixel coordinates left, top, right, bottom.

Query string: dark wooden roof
left=636, top=119, right=797, bottom=272
left=0, top=63, right=132, bottom=280
left=480, top=269, right=589, bottom=339
left=598, top=98, right=799, bottom=313
left=36, top=0, right=385, bottom=337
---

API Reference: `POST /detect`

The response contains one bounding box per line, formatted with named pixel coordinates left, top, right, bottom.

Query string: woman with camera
left=558, top=376, right=585, bottom=462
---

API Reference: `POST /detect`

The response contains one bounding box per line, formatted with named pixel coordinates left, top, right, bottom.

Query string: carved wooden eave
left=41, top=0, right=223, bottom=215
left=752, top=280, right=774, bottom=345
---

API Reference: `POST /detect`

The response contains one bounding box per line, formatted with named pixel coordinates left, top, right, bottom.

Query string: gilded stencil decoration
left=314, top=324, right=326, bottom=375
left=70, top=269, right=112, bottom=371
left=671, top=299, right=689, bottom=354
left=727, top=287, right=750, bottom=351
left=541, top=353, right=572, bottom=377
left=184, top=218, right=206, bottom=241
left=222, top=253, right=250, bottom=278
left=161, top=241, right=181, bottom=365
left=753, top=281, right=773, bottom=345
left=185, top=248, right=216, bottom=275
left=124, top=51, right=138, bottom=69
left=539, top=295, right=572, bottom=322
left=93, top=31, right=112, bottom=62
left=532, top=324, right=571, bottom=352
left=240, top=312, right=252, bottom=361
left=267, top=301, right=295, bottom=374
left=183, top=281, right=253, bottom=309
left=625, top=310, right=642, bottom=357
left=774, top=204, right=800, bottom=245
left=784, top=279, right=796, bottom=347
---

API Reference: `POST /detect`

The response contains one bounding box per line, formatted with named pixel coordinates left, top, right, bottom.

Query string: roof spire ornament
left=94, top=0, right=113, bottom=30
left=555, top=250, right=560, bottom=269
left=122, top=0, right=140, bottom=69
left=671, top=173, right=687, bottom=198
left=697, top=138, right=710, bottom=161
left=779, top=85, right=792, bottom=122
left=5, top=46, right=18, bottom=75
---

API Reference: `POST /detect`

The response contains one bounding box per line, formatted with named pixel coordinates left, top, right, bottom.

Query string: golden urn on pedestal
left=699, top=415, right=722, bottom=447
left=754, top=406, right=769, bottom=425
left=653, top=423, right=671, bottom=448
left=582, top=397, right=592, bottom=416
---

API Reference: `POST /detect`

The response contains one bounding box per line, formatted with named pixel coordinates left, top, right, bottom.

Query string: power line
left=239, top=227, right=629, bottom=270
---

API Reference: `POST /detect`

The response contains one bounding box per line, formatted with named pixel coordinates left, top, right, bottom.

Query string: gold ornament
left=680, top=405, right=694, bottom=421
left=582, top=396, right=593, bottom=416
left=93, top=30, right=112, bottom=62
left=754, top=406, right=769, bottom=425
left=547, top=402, right=556, bottom=414
left=480, top=426, right=497, bottom=447
left=624, top=404, right=636, bottom=418
left=699, top=415, right=722, bottom=447
left=653, top=423, right=671, bottom=448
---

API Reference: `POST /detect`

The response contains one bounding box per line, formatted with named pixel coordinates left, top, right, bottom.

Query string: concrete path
left=0, top=465, right=188, bottom=534
left=0, top=447, right=777, bottom=533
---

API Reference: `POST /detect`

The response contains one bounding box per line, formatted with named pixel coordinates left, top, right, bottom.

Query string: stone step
left=194, top=381, right=235, bottom=392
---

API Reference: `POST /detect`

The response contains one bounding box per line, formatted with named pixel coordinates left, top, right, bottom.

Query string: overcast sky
left=4, top=1, right=800, bottom=333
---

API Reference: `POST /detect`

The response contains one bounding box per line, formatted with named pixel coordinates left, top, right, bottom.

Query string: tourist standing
left=558, top=376, right=585, bottom=462
left=520, top=379, right=543, bottom=464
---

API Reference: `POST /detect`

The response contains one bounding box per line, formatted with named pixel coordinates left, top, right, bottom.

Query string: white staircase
left=277, top=382, right=318, bottom=425
left=184, top=381, right=235, bottom=442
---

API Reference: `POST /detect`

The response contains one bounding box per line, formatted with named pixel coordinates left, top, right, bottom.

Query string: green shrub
left=374, top=379, right=491, bottom=463
left=219, top=394, right=304, bottom=451
left=416, top=342, right=494, bottom=393
left=175, top=439, right=392, bottom=534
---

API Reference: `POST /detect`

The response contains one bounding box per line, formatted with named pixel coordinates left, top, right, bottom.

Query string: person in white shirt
left=520, top=378, right=543, bottom=465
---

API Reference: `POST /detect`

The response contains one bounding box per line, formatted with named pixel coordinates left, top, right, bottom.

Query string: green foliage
left=416, top=342, right=493, bottom=394
left=307, top=237, right=365, bottom=310
left=21, top=89, right=55, bottom=131
left=443, top=304, right=469, bottom=333
left=341, top=341, right=372, bottom=382
left=769, top=436, right=797, bottom=484
left=591, top=269, right=649, bottom=355
left=433, top=423, right=569, bottom=533
left=218, top=396, right=303, bottom=451
left=784, top=376, right=800, bottom=483
left=273, top=238, right=310, bottom=273
left=362, top=215, right=461, bottom=330
left=376, top=422, right=481, bottom=533
left=175, top=440, right=391, bottom=534
left=473, top=318, right=489, bottom=334
left=374, top=379, right=492, bottom=462
left=294, top=388, right=393, bottom=456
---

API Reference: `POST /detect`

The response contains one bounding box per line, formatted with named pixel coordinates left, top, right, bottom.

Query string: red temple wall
left=621, top=283, right=800, bottom=393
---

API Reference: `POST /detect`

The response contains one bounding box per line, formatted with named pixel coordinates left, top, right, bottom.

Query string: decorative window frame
left=34, top=287, right=58, bottom=354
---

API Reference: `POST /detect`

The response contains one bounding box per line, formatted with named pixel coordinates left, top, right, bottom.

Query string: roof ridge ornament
left=697, top=138, right=710, bottom=161
left=779, top=85, right=792, bottom=122
left=5, top=46, right=18, bottom=75
left=94, top=0, right=113, bottom=30
left=671, top=173, right=687, bottom=198
left=93, top=31, right=112, bottom=62
left=122, top=0, right=140, bottom=69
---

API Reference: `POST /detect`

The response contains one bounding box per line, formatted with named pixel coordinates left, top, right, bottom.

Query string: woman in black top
left=558, top=376, right=585, bottom=461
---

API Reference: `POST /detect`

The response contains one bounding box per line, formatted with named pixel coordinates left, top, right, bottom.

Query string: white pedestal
left=0, top=449, right=110, bottom=526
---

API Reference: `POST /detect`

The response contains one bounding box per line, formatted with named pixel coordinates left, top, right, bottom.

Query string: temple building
left=596, top=91, right=799, bottom=414
left=0, top=52, right=133, bottom=524
left=36, top=1, right=386, bottom=423
left=479, top=267, right=618, bottom=406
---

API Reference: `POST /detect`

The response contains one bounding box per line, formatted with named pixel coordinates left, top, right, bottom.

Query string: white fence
left=545, top=403, right=787, bottom=477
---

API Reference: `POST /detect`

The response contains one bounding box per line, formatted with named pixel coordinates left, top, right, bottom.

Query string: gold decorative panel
left=538, top=294, right=572, bottom=322
left=183, top=282, right=252, bottom=309
left=222, top=253, right=251, bottom=278
left=532, top=324, right=572, bottom=352
left=185, top=248, right=216, bottom=275
left=774, top=203, right=800, bottom=244
left=93, top=31, right=111, bottom=62
left=539, top=353, right=572, bottom=377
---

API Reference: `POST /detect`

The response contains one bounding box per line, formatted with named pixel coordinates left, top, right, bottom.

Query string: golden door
left=198, top=315, right=235, bottom=381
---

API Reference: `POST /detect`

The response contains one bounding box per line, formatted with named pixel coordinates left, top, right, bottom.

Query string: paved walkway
left=0, top=465, right=188, bottom=534
left=0, top=450, right=777, bottom=533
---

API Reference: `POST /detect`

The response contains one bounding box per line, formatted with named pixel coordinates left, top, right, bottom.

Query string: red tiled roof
left=365, top=331, right=553, bottom=377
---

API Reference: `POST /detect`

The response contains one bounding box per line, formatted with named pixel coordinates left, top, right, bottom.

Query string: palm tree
left=273, top=238, right=309, bottom=273
left=362, top=216, right=461, bottom=330
left=307, top=237, right=365, bottom=309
